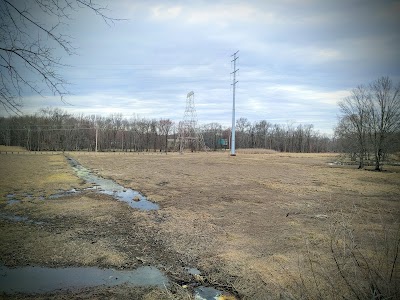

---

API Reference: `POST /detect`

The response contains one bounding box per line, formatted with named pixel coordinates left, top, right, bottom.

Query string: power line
left=0, top=127, right=94, bottom=131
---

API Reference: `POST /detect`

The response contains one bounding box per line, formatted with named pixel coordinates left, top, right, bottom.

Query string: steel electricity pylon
left=177, top=91, right=206, bottom=153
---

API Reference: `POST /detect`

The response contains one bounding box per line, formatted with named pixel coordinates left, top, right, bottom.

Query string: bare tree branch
left=0, top=0, right=123, bottom=114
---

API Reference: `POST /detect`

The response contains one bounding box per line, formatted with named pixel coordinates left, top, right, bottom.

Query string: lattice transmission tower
left=177, top=91, right=206, bottom=153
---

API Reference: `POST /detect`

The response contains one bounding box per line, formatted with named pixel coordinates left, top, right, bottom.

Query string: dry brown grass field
left=0, top=149, right=399, bottom=299
left=0, top=145, right=27, bottom=152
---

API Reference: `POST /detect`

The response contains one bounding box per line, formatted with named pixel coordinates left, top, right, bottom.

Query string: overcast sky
left=11, top=0, right=400, bottom=135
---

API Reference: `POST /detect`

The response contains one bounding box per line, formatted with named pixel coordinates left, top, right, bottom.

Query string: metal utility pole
left=231, top=50, right=239, bottom=156
left=95, top=114, right=98, bottom=152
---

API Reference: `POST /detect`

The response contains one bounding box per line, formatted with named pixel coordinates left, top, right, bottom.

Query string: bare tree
left=253, top=120, right=271, bottom=149
left=368, top=76, right=400, bottom=170
left=303, top=124, right=314, bottom=153
left=158, top=119, right=173, bottom=153
left=236, top=117, right=251, bottom=148
left=203, top=122, right=223, bottom=150
left=334, top=116, right=358, bottom=158
left=0, top=0, right=120, bottom=114
left=338, top=85, right=370, bottom=168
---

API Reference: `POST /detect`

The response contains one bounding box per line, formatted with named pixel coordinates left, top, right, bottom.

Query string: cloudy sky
left=11, top=0, right=400, bottom=134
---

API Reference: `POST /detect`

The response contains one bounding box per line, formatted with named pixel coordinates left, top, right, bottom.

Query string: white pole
left=95, top=114, right=98, bottom=152
left=231, top=50, right=239, bottom=156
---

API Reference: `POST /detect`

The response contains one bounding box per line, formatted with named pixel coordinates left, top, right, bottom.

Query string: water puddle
left=0, top=213, right=28, bottom=222
left=4, top=193, right=45, bottom=205
left=328, top=162, right=343, bottom=166
left=66, top=157, right=159, bottom=211
left=0, top=213, right=44, bottom=225
left=6, top=194, right=21, bottom=205
left=184, top=267, right=229, bottom=300
left=6, top=199, right=21, bottom=205
left=49, top=188, right=80, bottom=199
left=195, top=286, right=224, bottom=300
left=0, top=265, right=168, bottom=294
left=186, top=267, right=201, bottom=275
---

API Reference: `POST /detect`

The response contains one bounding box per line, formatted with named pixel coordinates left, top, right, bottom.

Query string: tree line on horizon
left=0, top=107, right=334, bottom=153
left=2, top=77, right=398, bottom=160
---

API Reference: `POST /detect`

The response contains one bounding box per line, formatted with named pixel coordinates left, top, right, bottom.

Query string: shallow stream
left=66, top=157, right=159, bottom=210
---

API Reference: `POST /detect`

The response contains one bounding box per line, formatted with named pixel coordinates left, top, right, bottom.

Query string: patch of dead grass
left=0, top=194, right=135, bottom=268
left=235, top=148, right=278, bottom=154
left=0, top=220, right=128, bottom=267
left=0, top=153, right=85, bottom=198
left=0, top=145, right=27, bottom=152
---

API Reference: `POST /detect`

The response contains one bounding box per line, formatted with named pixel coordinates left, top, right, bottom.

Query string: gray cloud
left=7, top=0, right=400, bottom=135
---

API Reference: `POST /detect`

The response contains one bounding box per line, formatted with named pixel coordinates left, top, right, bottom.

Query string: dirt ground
left=0, top=150, right=399, bottom=299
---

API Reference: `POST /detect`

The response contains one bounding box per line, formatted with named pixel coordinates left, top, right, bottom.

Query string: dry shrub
left=280, top=208, right=400, bottom=300
left=143, top=283, right=193, bottom=300
left=328, top=212, right=399, bottom=299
